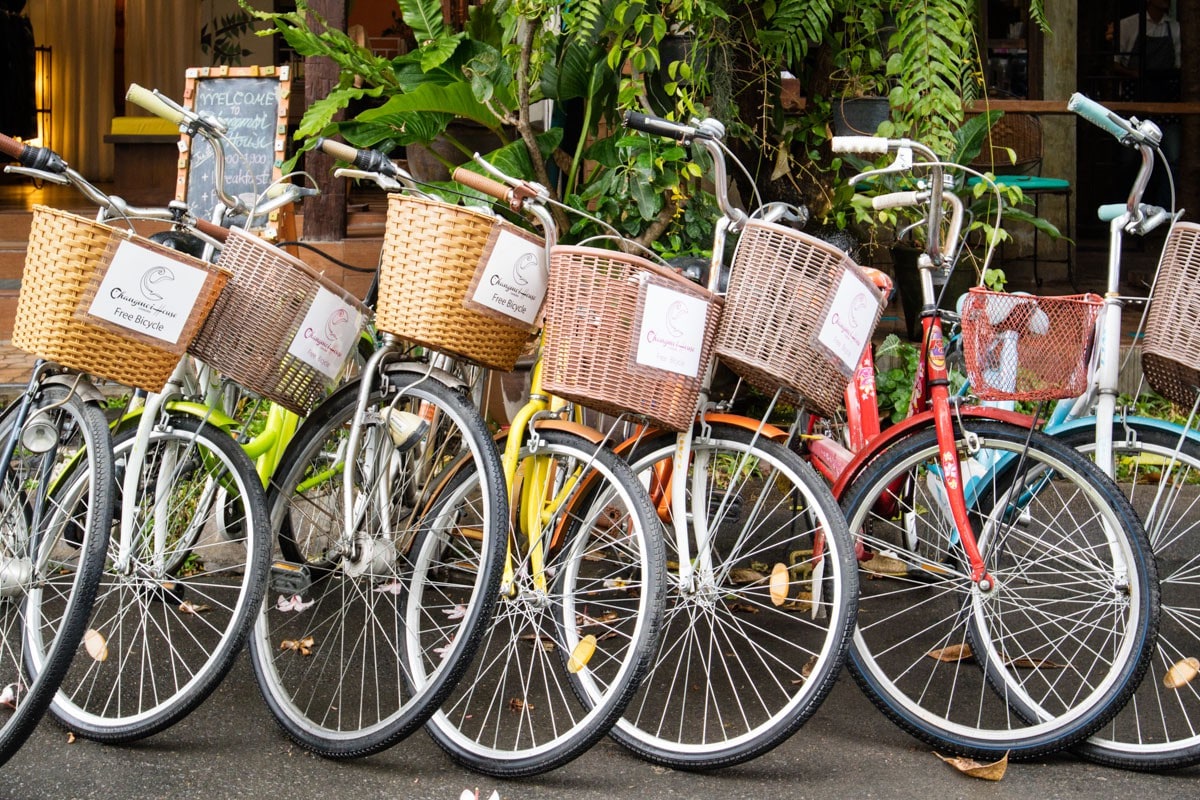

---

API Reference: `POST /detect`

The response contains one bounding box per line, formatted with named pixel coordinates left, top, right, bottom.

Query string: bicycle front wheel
left=1061, top=421, right=1200, bottom=771
left=612, top=423, right=858, bottom=769
left=425, top=428, right=665, bottom=777
left=250, top=370, right=506, bottom=758
left=38, top=413, right=270, bottom=741
left=4, top=385, right=111, bottom=766
left=841, top=420, right=1158, bottom=760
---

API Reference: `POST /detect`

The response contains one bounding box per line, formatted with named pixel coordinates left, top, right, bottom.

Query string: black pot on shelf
left=890, top=245, right=976, bottom=341
left=832, top=97, right=891, bottom=137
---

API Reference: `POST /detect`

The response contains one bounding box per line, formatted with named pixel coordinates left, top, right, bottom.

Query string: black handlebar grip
left=452, top=167, right=512, bottom=202
left=0, top=132, right=66, bottom=173
left=623, top=110, right=696, bottom=141
left=316, top=138, right=397, bottom=177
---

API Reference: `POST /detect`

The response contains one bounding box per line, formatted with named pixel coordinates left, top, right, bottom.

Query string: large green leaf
left=397, top=0, right=447, bottom=43
left=338, top=113, right=453, bottom=149
left=357, top=83, right=505, bottom=130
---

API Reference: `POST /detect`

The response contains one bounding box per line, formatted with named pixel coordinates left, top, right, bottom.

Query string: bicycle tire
left=840, top=420, right=1158, bottom=760
left=425, top=428, right=665, bottom=777
left=611, top=423, right=857, bottom=768
left=1060, top=421, right=1200, bottom=771
left=38, top=413, right=270, bottom=741
left=250, top=369, right=506, bottom=758
left=2, top=385, right=112, bottom=766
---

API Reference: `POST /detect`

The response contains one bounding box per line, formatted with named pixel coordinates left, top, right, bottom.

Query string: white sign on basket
left=635, top=283, right=708, bottom=378
left=470, top=228, right=547, bottom=326
left=817, top=270, right=878, bottom=373
left=87, top=239, right=210, bottom=344
left=286, top=288, right=364, bottom=380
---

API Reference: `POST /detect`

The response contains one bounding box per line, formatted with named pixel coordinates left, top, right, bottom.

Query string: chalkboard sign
left=176, top=65, right=291, bottom=227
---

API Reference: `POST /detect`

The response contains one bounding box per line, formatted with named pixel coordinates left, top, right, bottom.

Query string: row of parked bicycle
left=0, top=84, right=1197, bottom=779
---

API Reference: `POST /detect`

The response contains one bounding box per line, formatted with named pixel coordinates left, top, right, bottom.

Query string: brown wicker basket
left=12, top=205, right=227, bottom=392
left=714, top=220, right=885, bottom=419
left=541, top=246, right=721, bottom=431
left=1143, top=222, right=1200, bottom=408
left=960, top=287, right=1101, bottom=402
left=377, top=195, right=540, bottom=371
left=189, top=228, right=369, bottom=416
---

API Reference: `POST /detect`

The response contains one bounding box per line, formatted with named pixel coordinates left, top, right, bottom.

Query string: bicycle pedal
left=270, top=561, right=312, bottom=596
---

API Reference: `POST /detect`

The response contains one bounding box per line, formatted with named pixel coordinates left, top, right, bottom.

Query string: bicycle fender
left=532, top=419, right=607, bottom=444
left=1047, top=413, right=1197, bottom=441
left=112, top=401, right=240, bottom=434
left=382, top=361, right=467, bottom=391
left=42, top=374, right=106, bottom=406
left=831, top=406, right=1036, bottom=499
left=700, top=413, right=790, bottom=442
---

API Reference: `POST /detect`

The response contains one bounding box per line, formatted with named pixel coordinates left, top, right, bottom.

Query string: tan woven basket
left=377, top=195, right=539, bottom=371
left=189, top=228, right=370, bottom=416
left=1143, top=222, right=1200, bottom=408
left=714, top=220, right=885, bottom=419
left=12, top=205, right=227, bottom=392
left=541, top=246, right=721, bottom=431
left=960, top=287, right=1101, bottom=402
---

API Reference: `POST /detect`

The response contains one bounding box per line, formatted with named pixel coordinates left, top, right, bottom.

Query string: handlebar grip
left=0, top=131, right=66, bottom=173
left=872, top=191, right=922, bottom=210
left=316, top=137, right=397, bottom=177
left=192, top=217, right=229, bottom=244
left=126, top=83, right=187, bottom=126
left=0, top=133, right=24, bottom=161
left=1067, top=93, right=1129, bottom=142
left=452, top=167, right=512, bottom=202
left=1097, top=203, right=1127, bottom=222
left=622, top=110, right=696, bottom=141
left=831, top=136, right=890, bottom=155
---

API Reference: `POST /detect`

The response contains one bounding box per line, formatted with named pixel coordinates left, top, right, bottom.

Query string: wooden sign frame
left=176, top=65, right=292, bottom=235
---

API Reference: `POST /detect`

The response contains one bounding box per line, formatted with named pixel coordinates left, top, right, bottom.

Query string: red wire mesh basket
left=959, top=287, right=1101, bottom=402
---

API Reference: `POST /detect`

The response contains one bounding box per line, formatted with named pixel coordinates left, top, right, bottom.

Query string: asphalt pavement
left=3, top=653, right=1199, bottom=800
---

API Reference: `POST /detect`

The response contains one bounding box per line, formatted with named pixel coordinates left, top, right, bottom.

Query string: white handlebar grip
left=831, top=136, right=889, bottom=155
left=871, top=191, right=921, bottom=210
left=126, top=84, right=187, bottom=125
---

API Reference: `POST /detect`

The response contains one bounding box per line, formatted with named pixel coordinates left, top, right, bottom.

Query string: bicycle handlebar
left=1067, top=93, right=1134, bottom=142
left=126, top=83, right=189, bottom=127
left=872, top=191, right=923, bottom=210
left=0, top=132, right=67, bottom=174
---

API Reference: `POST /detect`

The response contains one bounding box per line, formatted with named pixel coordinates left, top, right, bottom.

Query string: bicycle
left=0, top=135, right=113, bottom=767
left=1000, top=93, right=1200, bottom=772
left=651, top=120, right=1160, bottom=761
left=448, top=127, right=860, bottom=771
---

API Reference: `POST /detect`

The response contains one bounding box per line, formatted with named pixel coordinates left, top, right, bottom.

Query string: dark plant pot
left=832, top=97, right=891, bottom=137
left=891, top=245, right=976, bottom=341
left=405, top=121, right=505, bottom=183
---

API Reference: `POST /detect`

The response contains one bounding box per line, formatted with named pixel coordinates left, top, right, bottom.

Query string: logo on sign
left=665, top=299, right=688, bottom=338
left=139, top=266, right=175, bottom=301
left=512, top=252, right=537, bottom=287
left=324, top=308, right=350, bottom=341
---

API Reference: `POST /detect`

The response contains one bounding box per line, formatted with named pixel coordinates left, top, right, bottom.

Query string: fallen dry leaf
left=1005, top=656, right=1065, bottom=670
left=280, top=636, right=315, bottom=656
left=0, top=682, right=20, bottom=708
left=936, top=751, right=1008, bottom=781
left=508, top=697, right=533, bottom=713
left=729, top=567, right=766, bottom=585
left=1164, top=657, right=1200, bottom=689
left=179, top=601, right=211, bottom=615
left=927, top=644, right=972, bottom=663
left=66, top=732, right=76, bottom=744
left=729, top=602, right=759, bottom=614
left=83, top=629, right=108, bottom=662
left=518, top=633, right=556, bottom=652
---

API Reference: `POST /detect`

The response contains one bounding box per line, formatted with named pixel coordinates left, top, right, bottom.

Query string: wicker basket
left=960, top=287, right=1101, bottom=402
left=377, top=195, right=541, bottom=371
left=1144, top=222, right=1200, bottom=408
left=189, top=228, right=369, bottom=416
left=714, top=220, right=885, bottom=419
left=541, top=246, right=721, bottom=431
left=12, top=205, right=227, bottom=392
